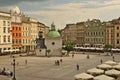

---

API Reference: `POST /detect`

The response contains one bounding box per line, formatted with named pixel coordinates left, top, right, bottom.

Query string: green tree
left=46, top=49, right=51, bottom=57
left=104, top=45, right=112, bottom=51
left=64, top=45, right=74, bottom=55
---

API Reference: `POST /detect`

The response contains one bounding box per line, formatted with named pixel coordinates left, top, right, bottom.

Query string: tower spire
left=51, top=22, right=56, bottom=31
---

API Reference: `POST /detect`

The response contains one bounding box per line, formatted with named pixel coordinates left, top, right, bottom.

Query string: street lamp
left=12, top=56, right=16, bottom=80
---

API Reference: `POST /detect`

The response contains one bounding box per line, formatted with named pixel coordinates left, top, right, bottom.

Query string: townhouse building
left=21, top=15, right=31, bottom=52
left=62, top=24, right=77, bottom=45
left=37, top=22, right=46, bottom=38
left=106, top=18, right=120, bottom=48
left=29, top=18, right=38, bottom=51
left=11, top=7, right=22, bottom=50
left=84, top=19, right=106, bottom=48
left=0, top=11, right=12, bottom=53
left=76, top=22, right=85, bottom=47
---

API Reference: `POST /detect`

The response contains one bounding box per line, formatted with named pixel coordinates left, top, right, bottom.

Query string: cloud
left=1, top=0, right=120, bottom=29
left=24, top=0, right=120, bottom=29
left=0, top=0, right=53, bottom=7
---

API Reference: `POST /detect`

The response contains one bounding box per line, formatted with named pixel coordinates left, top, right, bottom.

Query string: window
left=102, top=32, right=104, bottom=35
left=8, top=36, right=10, bottom=42
left=12, top=39, right=15, bottom=44
left=8, top=21, right=10, bottom=26
left=3, top=36, right=6, bottom=42
left=117, top=39, right=119, bottom=44
left=117, top=26, right=119, bottom=30
left=3, top=48, right=6, bottom=50
left=3, top=21, right=5, bottom=26
left=19, top=39, right=21, bottom=43
left=52, top=42, right=55, bottom=45
left=3, top=27, right=6, bottom=33
left=16, top=39, right=18, bottom=43
left=117, top=33, right=119, bottom=37
left=16, top=33, right=18, bottom=37
left=12, top=33, right=14, bottom=36
left=8, top=27, right=10, bottom=33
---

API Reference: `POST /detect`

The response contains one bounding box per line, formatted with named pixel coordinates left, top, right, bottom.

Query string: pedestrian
left=72, top=54, right=74, bottom=58
left=112, top=56, right=115, bottom=61
left=60, top=59, right=63, bottom=63
left=87, top=55, right=89, bottom=59
left=55, top=60, right=57, bottom=65
left=100, top=59, right=103, bottom=64
left=57, top=60, right=60, bottom=66
left=25, top=59, right=27, bottom=65
left=76, top=64, right=79, bottom=70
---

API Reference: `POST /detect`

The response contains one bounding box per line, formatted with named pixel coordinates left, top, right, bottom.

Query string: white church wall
left=35, top=49, right=46, bottom=56
left=45, top=38, right=62, bottom=56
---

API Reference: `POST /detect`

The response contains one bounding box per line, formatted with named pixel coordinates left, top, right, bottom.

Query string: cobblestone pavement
left=0, top=53, right=120, bottom=80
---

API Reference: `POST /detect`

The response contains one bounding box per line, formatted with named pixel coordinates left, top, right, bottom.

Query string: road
left=0, top=53, right=120, bottom=80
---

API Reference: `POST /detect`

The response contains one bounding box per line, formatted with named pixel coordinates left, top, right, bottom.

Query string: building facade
left=84, top=19, right=106, bottom=48
left=106, top=22, right=114, bottom=47
left=76, top=22, right=85, bottom=47
left=11, top=7, right=22, bottom=50
left=29, top=18, right=38, bottom=51
left=0, top=11, right=12, bottom=53
left=21, top=15, right=31, bottom=52
left=37, top=22, right=46, bottom=38
left=62, top=24, right=77, bottom=45
left=106, top=18, right=120, bottom=48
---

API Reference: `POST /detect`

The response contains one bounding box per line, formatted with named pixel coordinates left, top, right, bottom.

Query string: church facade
left=35, top=23, right=62, bottom=56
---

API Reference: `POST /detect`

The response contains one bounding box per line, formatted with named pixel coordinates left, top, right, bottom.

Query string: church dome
left=47, top=31, right=61, bottom=38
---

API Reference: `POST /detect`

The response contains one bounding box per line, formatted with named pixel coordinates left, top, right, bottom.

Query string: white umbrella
left=87, top=68, right=104, bottom=74
left=94, top=74, right=115, bottom=80
left=105, top=60, right=117, bottom=65
left=74, top=73, right=94, bottom=80
left=97, top=64, right=112, bottom=69
left=113, top=64, right=120, bottom=70
left=105, top=69, right=120, bottom=76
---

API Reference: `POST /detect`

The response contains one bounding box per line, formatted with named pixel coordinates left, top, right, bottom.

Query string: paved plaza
left=1, top=52, right=120, bottom=80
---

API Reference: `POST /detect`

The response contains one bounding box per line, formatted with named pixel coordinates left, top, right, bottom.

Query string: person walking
left=72, top=54, right=74, bottom=58
left=87, top=55, right=89, bottom=59
left=60, top=59, right=63, bottom=65
left=57, top=60, right=60, bottom=66
left=100, top=59, right=103, bottom=64
left=76, top=64, right=79, bottom=70
left=112, top=56, right=115, bottom=61
left=25, top=59, right=27, bottom=65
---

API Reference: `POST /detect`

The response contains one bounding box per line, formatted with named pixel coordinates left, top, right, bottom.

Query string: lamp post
left=12, top=56, right=16, bottom=80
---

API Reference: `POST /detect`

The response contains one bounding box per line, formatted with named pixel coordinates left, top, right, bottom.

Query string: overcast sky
left=0, top=0, right=120, bottom=29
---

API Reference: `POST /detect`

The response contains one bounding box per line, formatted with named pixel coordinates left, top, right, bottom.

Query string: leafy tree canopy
left=64, top=45, right=74, bottom=53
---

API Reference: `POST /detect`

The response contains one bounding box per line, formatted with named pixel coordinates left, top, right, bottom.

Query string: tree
left=64, top=45, right=74, bottom=55
left=46, top=49, right=51, bottom=57
left=104, top=45, right=112, bottom=52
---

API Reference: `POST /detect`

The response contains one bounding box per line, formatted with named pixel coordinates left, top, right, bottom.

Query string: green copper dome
left=47, top=31, right=61, bottom=38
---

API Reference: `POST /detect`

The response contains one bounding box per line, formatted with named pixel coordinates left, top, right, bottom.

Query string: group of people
left=55, top=59, right=63, bottom=66
left=0, top=67, right=13, bottom=77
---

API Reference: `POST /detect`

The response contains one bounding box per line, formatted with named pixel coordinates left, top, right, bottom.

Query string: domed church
left=45, top=23, right=62, bottom=56
left=35, top=23, right=62, bottom=56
